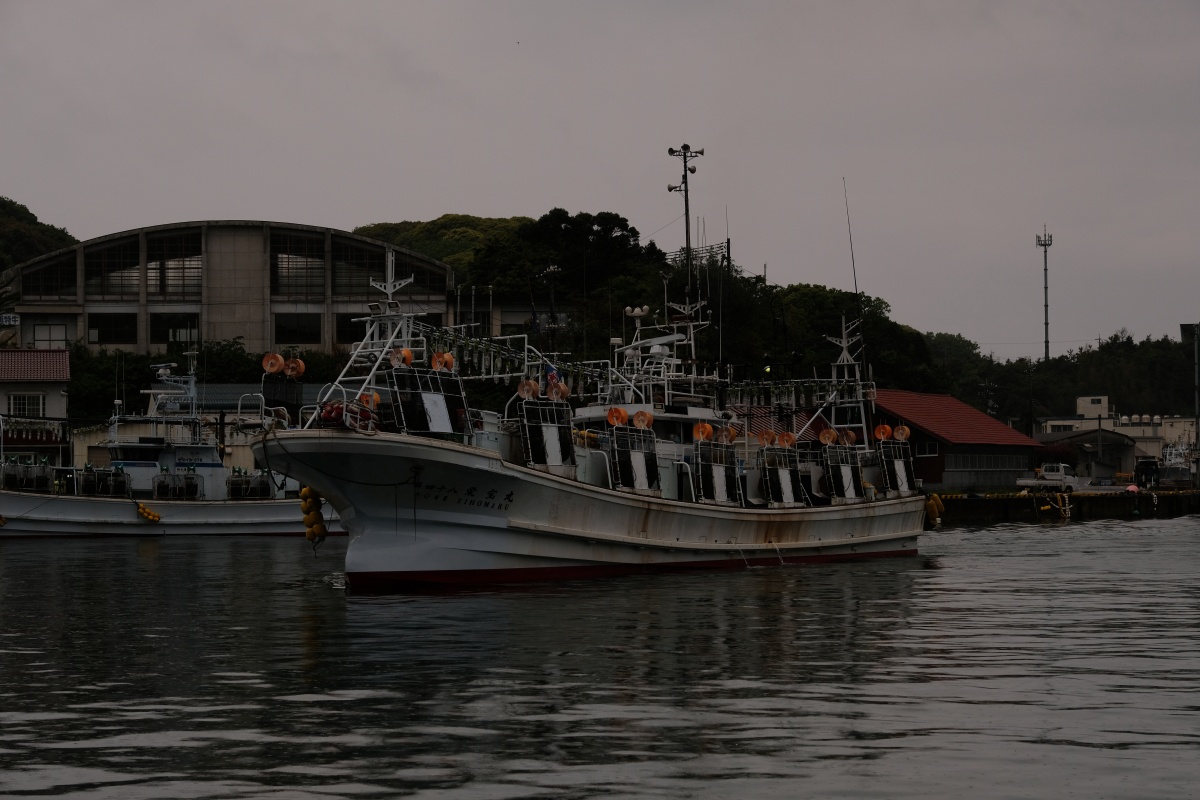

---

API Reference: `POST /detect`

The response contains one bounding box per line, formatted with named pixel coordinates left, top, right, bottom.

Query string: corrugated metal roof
left=874, top=388, right=1040, bottom=447
left=0, top=349, right=71, bottom=382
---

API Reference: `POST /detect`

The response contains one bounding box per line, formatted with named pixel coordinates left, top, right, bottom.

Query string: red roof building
left=0, top=349, right=72, bottom=466
left=873, top=389, right=1040, bottom=491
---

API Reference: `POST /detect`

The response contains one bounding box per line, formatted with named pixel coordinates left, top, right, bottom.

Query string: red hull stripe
left=346, top=547, right=919, bottom=593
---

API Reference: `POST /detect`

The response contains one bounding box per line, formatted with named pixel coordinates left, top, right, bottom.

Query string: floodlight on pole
left=668, top=143, right=704, bottom=299
left=1036, top=225, right=1053, bottom=362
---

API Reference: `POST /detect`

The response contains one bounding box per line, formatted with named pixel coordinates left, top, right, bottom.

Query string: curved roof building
left=8, top=220, right=453, bottom=354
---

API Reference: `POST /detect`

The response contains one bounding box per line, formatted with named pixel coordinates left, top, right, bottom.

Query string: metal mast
left=668, top=144, right=703, bottom=299
left=1036, top=225, right=1053, bottom=361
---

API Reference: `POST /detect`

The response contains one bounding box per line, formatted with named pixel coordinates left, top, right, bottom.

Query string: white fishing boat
left=0, top=354, right=337, bottom=537
left=253, top=260, right=925, bottom=592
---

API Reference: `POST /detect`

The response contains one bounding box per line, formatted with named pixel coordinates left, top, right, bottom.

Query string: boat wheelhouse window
left=88, top=313, right=138, bottom=345
left=150, top=313, right=199, bottom=346
left=147, top=230, right=202, bottom=299
left=270, top=231, right=326, bottom=298
left=22, top=253, right=77, bottom=299
left=274, top=313, right=321, bottom=345
left=331, top=237, right=385, bottom=297
left=7, top=394, right=45, bottom=417
left=335, top=313, right=367, bottom=345
left=33, top=324, right=68, bottom=349
left=84, top=238, right=140, bottom=300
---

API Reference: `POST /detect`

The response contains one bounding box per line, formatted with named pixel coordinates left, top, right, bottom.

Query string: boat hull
left=0, top=489, right=340, bottom=537
left=255, top=429, right=925, bottom=591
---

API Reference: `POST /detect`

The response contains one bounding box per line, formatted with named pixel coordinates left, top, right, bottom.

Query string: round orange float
left=606, top=407, right=628, bottom=426
left=262, top=353, right=285, bottom=374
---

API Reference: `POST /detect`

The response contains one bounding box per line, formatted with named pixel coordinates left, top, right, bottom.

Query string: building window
left=84, top=237, right=140, bottom=299
left=22, top=253, right=77, bottom=299
left=88, top=313, right=138, bottom=345
left=270, top=231, right=325, bottom=298
left=7, top=394, right=46, bottom=417
left=275, top=313, right=321, bottom=345
left=33, top=324, right=68, bottom=349
left=915, top=441, right=938, bottom=457
left=150, top=313, right=199, bottom=346
left=335, top=313, right=367, bottom=345
left=148, top=230, right=202, bottom=299
left=331, top=237, right=386, bottom=297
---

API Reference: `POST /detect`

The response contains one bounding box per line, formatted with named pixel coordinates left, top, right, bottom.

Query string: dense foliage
left=0, top=197, right=77, bottom=310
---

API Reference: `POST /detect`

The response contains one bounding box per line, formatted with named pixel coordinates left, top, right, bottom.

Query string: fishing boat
left=252, top=260, right=925, bottom=592
left=0, top=354, right=336, bottom=537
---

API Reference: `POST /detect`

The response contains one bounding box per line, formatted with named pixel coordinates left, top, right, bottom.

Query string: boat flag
left=546, top=363, right=560, bottom=385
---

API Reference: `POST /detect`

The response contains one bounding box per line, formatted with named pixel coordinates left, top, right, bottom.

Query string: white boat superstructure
left=253, top=262, right=926, bottom=591
left=0, top=354, right=336, bottom=537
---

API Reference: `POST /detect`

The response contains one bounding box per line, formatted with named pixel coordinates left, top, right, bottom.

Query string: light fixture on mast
left=667, top=144, right=704, bottom=299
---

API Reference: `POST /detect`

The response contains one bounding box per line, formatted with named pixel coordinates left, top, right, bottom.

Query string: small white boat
left=253, top=263, right=925, bottom=591
left=0, top=355, right=337, bottom=537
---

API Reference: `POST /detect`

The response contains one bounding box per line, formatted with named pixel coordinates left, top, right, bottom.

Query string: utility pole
left=668, top=144, right=704, bottom=300
left=1036, top=225, right=1053, bottom=362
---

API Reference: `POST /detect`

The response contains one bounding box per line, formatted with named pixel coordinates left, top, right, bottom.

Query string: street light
left=668, top=144, right=704, bottom=298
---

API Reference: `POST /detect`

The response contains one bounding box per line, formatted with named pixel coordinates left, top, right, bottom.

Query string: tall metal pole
left=1036, top=225, right=1053, bottom=362
left=668, top=144, right=704, bottom=300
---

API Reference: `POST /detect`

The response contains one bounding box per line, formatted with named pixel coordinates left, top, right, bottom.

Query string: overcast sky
left=3, top=1, right=1198, bottom=361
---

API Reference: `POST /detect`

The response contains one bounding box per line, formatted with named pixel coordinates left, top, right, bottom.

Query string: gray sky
left=3, top=1, right=1198, bottom=361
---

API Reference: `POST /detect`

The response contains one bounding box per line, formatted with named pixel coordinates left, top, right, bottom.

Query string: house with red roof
left=0, top=349, right=72, bottom=466
left=874, top=389, right=1041, bottom=491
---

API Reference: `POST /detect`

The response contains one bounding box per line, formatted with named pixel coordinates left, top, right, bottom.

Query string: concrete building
left=7, top=220, right=453, bottom=355
left=1037, top=394, right=1197, bottom=464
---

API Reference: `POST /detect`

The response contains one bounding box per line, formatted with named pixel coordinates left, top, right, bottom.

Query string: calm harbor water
left=1, top=519, right=1198, bottom=799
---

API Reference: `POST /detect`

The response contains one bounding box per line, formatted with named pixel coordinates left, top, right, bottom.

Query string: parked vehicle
left=1017, top=463, right=1085, bottom=493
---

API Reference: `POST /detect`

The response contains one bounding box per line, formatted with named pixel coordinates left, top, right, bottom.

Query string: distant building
left=0, top=349, right=71, bottom=465
left=1036, top=394, right=1196, bottom=467
left=873, top=389, right=1041, bottom=491
left=8, top=220, right=453, bottom=355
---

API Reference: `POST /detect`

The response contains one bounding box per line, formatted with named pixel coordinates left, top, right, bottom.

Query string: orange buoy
left=262, top=353, right=285, bottom=374
left=842, top=429, right=858, bottom=445
left=874, top=423, right=893, bottom=441
left=431, top=351, right=448, bottom=370
left=632, top=410, right=654, bottom=429
left=721, top=425, right=741, bottom=443
left=893, top=424, right=911, bottom=442
left=693, top=422, right=714, bottom=441
left=606, top=407, right=629, bottom=426
left=757, top=430, right=777, bottom=447
left=778, top=431, right=797, bottom=447
left=517, top=379, right=540, bottom=399
left=389, top=347, right=413, bottom=368
left=818, top=428, right=839, bottom=446
left=284, top=358, right=305, bottom=378
left=549, top=382, right=570, bottom=401
left=358, top=391, right=381, bottom=408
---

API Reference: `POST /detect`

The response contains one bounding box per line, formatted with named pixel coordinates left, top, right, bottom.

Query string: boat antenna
left=844, top=177, right=875, bottom=438
left=843, top=177, right=867, bottom=361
